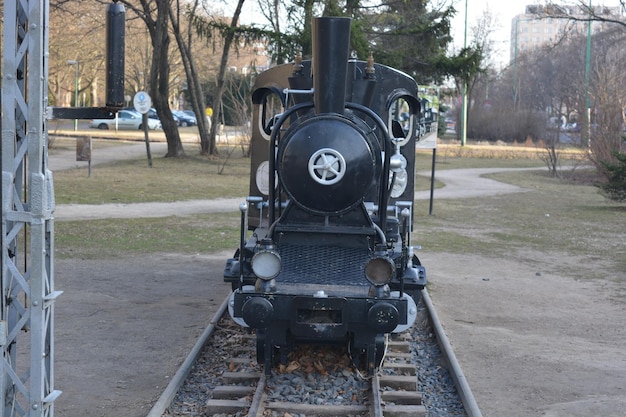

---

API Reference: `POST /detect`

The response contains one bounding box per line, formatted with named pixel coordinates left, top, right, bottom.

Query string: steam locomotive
left=223, top=16, right=426, bottom=375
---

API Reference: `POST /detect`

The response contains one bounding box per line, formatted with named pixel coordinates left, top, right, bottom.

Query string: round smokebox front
left=278, top=115, right=377, bottom=214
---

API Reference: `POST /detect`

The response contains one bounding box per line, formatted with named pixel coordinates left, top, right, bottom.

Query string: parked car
left=173, top=110, right=196, bottom=127
left=90, top=110, right=161, bottom=130
left=183, top=110, right=197, bottom=119
left=145, top=108, right=182, bottom=125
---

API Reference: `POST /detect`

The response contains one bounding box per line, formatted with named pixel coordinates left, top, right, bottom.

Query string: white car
left=90, top=110, right=161, bottom=130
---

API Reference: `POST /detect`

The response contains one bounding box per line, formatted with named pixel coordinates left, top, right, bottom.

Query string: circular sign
left=133, top=91, right=152, bottom=114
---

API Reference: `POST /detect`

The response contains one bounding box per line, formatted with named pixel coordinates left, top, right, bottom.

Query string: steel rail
left=146, top=295, right=230, bottom=417
left=422, top=289, right=483, bottom=417
left=149, top=289, right=482, bottom=417
left=246, top=373, right=267, bottom=417
left=370, top=372, right=384, bottom=417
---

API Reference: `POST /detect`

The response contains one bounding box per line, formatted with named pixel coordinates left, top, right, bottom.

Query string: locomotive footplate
left=233, top=290, right=410, bottom=375
left=234, top=290, right=409, bottom=337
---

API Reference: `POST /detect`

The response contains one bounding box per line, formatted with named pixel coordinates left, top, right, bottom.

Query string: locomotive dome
left=277, top=114, right=380, bottom=215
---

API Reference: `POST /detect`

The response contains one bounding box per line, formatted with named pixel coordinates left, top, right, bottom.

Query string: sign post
left=416, top=93, right=439, bottom=215
left=133, top=91, right=153, bottom=167
left=76, top=136, right=92, bottom=177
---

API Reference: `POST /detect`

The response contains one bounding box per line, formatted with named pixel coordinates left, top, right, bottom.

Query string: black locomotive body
left=224, top=17, right=426, bottom=375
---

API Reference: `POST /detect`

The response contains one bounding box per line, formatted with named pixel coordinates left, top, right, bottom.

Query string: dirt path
left=54, top=253, right=232, bottom=417
left=424, top=252, right=625, bottom=417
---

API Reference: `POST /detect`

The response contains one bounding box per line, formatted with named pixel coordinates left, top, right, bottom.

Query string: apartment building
left=510, top=3, right=622, bottom=63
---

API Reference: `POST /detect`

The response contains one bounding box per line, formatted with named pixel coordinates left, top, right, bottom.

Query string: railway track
left=149, top=290, right=482, bottom=417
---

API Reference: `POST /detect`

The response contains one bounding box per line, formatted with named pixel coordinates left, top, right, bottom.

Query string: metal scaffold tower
left=1, top=0, right=61, bottom=415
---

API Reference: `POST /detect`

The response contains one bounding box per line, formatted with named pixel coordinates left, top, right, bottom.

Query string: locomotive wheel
left=371, top=334, right=386, bottom=374
left=406, top=289, right=423, bottom=303
left=349, top=334, right=386, bottom=375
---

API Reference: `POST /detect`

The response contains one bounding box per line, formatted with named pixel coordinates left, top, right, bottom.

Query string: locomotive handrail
left=345, top=101, right=393, bottom=234
left=282, top=87, right=314, bottom=116
left=268, top=101, right=316, bottom=225
left=268, top=100, right=394, bottom=235
left=238, top=202, right=248, bottom=289
left=282, top=88, right=314, bottom=94
left=282, top=87, right=314, bottom=106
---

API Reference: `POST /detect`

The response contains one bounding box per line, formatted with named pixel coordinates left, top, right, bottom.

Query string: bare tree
left=526, top=42, right=578, bottom=175
left=546, top=1, right=626, bottom=27
left=168, top=0, right=212, bottom=155
left=49, top=2, right=108, bottom=107
left=190, top=0, right=249, bottom=156
left=447, top=7, right=491, bottom=141
left=209, top=0, right=246, bottom=156
left=118, top=0, right=184, bottom=157
left=586, top=31, right=626, bottom=178
left=257, top=0, right=286, bottom=62
left=211, top=72, right=253, bottom=174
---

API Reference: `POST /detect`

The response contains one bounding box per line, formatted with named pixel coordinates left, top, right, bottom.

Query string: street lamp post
left=513, top=16, right=536, bottom=108
left=460, top=0, right=468, bottom=146
left=584, top=0, right=592, bottom=148
left=67, top=59, right=79, bottom=131
left=513, top=17, right=519, bottom=106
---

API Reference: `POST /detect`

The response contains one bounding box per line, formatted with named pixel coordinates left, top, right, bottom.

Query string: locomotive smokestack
left=312, top=17, right=351, bottom=115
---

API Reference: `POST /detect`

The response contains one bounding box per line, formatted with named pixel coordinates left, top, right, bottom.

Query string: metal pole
left=143, top=113, right=153, bottom=167
left=513, top=18, right=519, bottom=106
left=429, top=149, right=436, bottom=215
left=460, top=0, right=468, bottom=146
left=74, top=63, right=79, bottom=130
left=3, top=0, right=61, bottom=415
left=584, top=0, right=592, bottom=148
left=67, top=59, right=78, bottom=130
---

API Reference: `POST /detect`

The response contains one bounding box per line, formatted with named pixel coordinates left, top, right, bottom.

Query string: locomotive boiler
left=224, top=16, right=426, bottom=375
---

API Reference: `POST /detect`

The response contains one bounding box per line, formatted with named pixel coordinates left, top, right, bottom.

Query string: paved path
left=55, top=198, right=245, bottom=220
left=414, top=167, right=533, bottom=200
left=48, top=141, right=168, bottom=172
left=50, top=143, right=536, bottom=221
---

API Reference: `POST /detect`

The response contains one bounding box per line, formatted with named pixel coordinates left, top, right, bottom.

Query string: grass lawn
left=53, top=143, right=624, bottom=281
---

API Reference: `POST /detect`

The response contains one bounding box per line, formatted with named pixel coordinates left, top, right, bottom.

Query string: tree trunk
left=151, top=0, right=184, bottom=157
left=301, top=0, right=315, bottom=58
left=169, top=0, right=211, bottom=155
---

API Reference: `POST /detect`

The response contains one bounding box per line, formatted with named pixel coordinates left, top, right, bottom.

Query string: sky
left=450, top=0, right=531, bottom=67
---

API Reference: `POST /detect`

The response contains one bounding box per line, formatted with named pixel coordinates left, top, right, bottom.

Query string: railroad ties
left=202, top=332, right=426, bottom=416
left=157, top=292, right=480, bottom=417
left=374, top=337, right=426, bottom=417
left=202, top=333, right=262, bottom=414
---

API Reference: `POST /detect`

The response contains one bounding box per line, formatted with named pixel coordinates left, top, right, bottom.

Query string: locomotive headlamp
left=364, top=255, right=395, bottom=286
left=252, top=240, right=281, bottom=280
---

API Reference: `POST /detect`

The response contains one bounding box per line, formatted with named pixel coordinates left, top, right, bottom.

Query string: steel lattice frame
left=2, top=0, right=61, bottom=416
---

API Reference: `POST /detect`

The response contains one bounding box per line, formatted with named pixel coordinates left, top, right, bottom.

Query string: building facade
left=510, top=3, right=622, bottom=63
